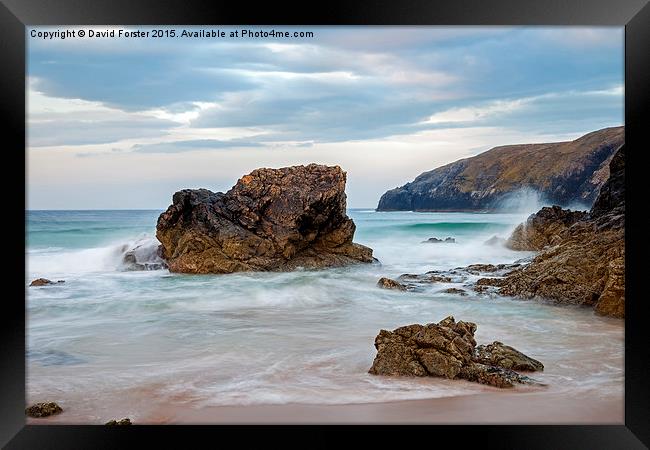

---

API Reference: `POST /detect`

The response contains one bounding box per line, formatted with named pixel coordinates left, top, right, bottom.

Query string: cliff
left=377, top=126, right=624, bottom=211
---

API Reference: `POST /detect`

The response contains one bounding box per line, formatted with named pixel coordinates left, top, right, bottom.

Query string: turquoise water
left=26, top=209, right=624, bottom=422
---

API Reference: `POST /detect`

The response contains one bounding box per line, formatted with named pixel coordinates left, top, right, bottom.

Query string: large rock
left=156, top=164, right=373, bottom=273
left=368, top=316, right=542, bottom=388
left=377, top=126, right=623, bottom=211
left=499, top=145, right=625, bottom=318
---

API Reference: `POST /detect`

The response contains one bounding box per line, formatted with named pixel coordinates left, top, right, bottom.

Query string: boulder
left=368, top=316, right=543, bottom=388
left=377, top=277, right=407, bottom=291
left=156, top=164, right=373, bottom=273
left=506, top=206, right=587, bottom=251
left=25, top=402, right=63, bottom=418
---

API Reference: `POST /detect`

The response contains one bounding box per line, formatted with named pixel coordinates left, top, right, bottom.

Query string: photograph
left=24, top=25, right=626, bottom=425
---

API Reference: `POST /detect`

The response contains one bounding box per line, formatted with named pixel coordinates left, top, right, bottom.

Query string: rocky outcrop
left=499, top=145, right=625, bottom=317
left=368, top=316, right=543, bottom=388
left=26, top=402, right=63, bottom=418
left=377, top=127, right=623, bottom=211
left=29, top=278, right=64, bottom=287
left=506, top=206, right=587, bottom=251
left=156, top=164, right=373, bottom=273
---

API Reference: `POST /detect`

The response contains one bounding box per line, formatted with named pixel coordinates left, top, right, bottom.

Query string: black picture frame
left=2, top=0, right=648, bottom=447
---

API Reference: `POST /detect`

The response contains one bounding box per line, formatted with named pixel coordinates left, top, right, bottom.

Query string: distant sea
left=26, top=209, right=623, bottom=420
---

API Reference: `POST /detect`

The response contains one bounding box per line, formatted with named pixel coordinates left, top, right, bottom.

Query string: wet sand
left=29, top=389, right=623, bottom=425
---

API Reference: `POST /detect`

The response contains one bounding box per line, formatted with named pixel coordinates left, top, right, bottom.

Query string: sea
left=25, top=208, right=624, bottom=422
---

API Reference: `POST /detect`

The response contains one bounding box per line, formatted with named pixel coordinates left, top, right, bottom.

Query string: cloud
left=423, top=98, right=530, bottom=125
left=28, top=80, right=178, bottom=147
left=130, top=139, right=264, bottom=154
left=26, top=27, right=624, bottom=208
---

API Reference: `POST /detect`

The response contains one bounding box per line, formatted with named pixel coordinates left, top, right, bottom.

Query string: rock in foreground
left=369, top=316, right=543, bottom=388
left=26, top=402, right=63, bottom=418
left=105, top=418, right=132, bottom=425
left=156, top=164, right=373, bottom=273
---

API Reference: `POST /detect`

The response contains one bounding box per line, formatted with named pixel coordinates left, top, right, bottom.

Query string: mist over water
left=26, top=209, right=623, bottom=419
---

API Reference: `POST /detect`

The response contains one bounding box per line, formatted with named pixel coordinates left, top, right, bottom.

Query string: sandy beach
left=27, top=388, right=623, bottom=425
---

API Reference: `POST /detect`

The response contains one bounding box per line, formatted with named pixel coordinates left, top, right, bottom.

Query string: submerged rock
left=442, top=288, right=468, bottom=296
left=423, top=237, right=456, bottom=243
left=397, top=273, right=452, bottom=283
left=105, top=418, right=132, bottom=425
left=156, top=164, right=373, bottom=273
left=29, top=278, right=64, bottom=287
left=377, top=277, right=407, bottom=291
left=25, top=402, right=63, bottom=418
left=368, top=316, right=543, bottom=388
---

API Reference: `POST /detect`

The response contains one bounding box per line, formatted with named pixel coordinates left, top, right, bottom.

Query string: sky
left=27, top=26, right=624, bottom=209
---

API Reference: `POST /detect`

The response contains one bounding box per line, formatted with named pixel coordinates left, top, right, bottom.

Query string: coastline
left=27, top=389, right=623, bottom=425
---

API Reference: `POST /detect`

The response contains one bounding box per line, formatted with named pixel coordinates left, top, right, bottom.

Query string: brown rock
left=377, top=277, right=407, bottom=291
left=476, top=278, right=506, bottom=287
left=156, top=164, right=373, bottom=273
left=25, top=402, right=63, bottom=418
left=474, top=341, right=544, bottom=371
left=29, top=279, right=65, bottom=287
left=506, top=206, right=588, bottom=251
left=499, top=146, right=625, bottom=317
left=368, top=316, right=543, bottom=388
left=105, top=418, right=132, bottom=425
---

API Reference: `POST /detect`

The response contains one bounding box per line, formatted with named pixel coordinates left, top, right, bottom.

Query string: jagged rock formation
left=156, top=164, right=373, bottom=273
left=368, top=316, right=543, bottom=388
left=377, top=127, right=623, bottom=211
left=499, top=145, right=625, bottom=317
